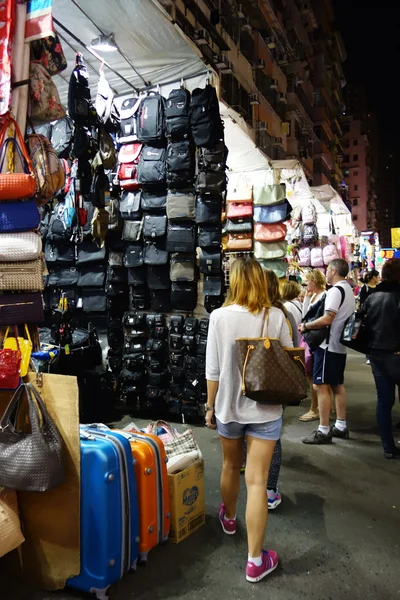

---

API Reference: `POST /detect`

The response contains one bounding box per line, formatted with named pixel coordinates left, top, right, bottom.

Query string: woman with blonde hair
left=299, top=269, right=327, bottom=422
left=205, top=257, right=292, bottom=583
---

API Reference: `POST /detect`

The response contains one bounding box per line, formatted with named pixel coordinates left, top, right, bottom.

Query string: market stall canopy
left=52, top=0, right=208, bottom=102
left=311, top=184, right=351, bottom=216
left=220, top=103, right=273, bottom=177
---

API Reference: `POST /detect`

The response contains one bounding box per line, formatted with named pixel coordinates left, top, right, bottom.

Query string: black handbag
left=124, top=243, right=144, bottom=267
left=203, top=275, right=224, bottom=296
left=184, top=317, right=198, bottom=334
left=199, top=249, right=222, bottom=274
left=205, top=294, right=224, bottom=313
left=77, top=242, right=106, bottom=265
left=170, top=333, right=183, bottom=351
left=303, top=290, right=344, bottom=351
left=45, top=243, right=75, bottom=264
left=108, top=251, right=124, bottom=267
left=170, top=253, right=195, bottom=282
left=144, top=240, right=169, bottom=266
left=197, top=337, right=207, bottom=356
left=198, top=224, right=222, bottom=249
left=226, top=218, right=253, bottom=233
left=106, top=266, right=128, bottom=285
left=171, top=282, right=197, bottom=311
left=0, top=292, right=44, bottom=326
left=48, top=267, right=79, bottom=287
left=170, top=315, right=184, bottom=334
left=80, top=288, right=107, bottom=312
left=127, top=266, right=146, bottom=286
left=50, top=286, right=78, bottom=310
left=195, top=194, right=222, bottom=224
left=77, top=265, right=106, bottom=287
left=340, top=312, right=369, bottom=354
left=147, top=265, right=170, bottom=290
left=124, top=311, right=146, bottom=329
left=120, top=191, right=142, bottom=220
left=198, top=317, right=209, bottom=337
left=166, top=223, right=196, bottom=253
left=183, top=335, right=196, bottom=353
left=150, top=289, right=171, bottom=312
left=106, top=283, right=129, bottom=298
left=130, top=286, right=148, bottom=310
left=108, top=293, right=130, bottom=314
left=141, top=190, right=167, bottom=211
left=143, top=215, right=167, bottom=238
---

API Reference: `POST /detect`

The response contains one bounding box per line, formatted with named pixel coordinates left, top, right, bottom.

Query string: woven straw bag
left=0, top=232, right=42, bottom=262
left=0, top=258, right=43, bottom=291
left=0, top=488, right=25, bottom=558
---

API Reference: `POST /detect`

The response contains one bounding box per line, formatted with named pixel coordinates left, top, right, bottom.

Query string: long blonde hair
left=224, top=257, right=270, bottom=314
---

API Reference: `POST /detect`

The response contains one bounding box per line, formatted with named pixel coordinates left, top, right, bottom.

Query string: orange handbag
left=227, top=232, right=253, bottom=251
left=0, top=115, right=36, bottom=202
left=254, top=222, right=287, bottom=243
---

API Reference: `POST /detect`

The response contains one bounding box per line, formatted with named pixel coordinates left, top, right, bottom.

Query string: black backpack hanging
left=68, top=53, right=97, bottom=125
left=165, top=88, right=191, bottom=140
left=137, top=92, right=165, bottom=143
left=190, top=84, right=224, bottom=147
left=138, top=145, right=167, bottom=186
left=166, top=140, right=195, bottom=186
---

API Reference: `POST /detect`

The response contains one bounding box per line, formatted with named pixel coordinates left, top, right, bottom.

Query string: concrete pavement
left=3, top=351, right=400, bottom=600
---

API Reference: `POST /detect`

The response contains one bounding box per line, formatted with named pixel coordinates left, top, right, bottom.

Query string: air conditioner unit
left=253, top=58, right=265, bottom=70
left=220, top=61, right=234, bottom=75
left=236, top=4, right=245, bottom=18
left=259, top=121, right=269, bottom=131
left=271, top=79, right=279, bottom=90
left=194, top=30, right=211, bottom=46
left=249, top=93, right=260, bottom=105
left=265, top=36, right=276, bottom=49
left=241, top=18, right=252, bottom=33
left=273, top=137, right=283, bottom=145
left=214, top=54, right=228, bottom=69
left=279, top=92, right=287, bottom=103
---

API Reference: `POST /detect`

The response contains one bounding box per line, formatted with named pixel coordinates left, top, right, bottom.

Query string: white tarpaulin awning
left=311, top=184, right=351, bottom=216
left=52, top=0, right=208, bottom=102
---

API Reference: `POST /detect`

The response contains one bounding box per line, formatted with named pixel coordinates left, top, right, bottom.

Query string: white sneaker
left=267, top=489, right=282, bottom=510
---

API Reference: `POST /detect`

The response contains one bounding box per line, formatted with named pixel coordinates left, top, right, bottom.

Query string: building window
left=353, top=154, right=358, bottom=162
left=353, top=215, right=358, bottom=221
left=353, top=198, right=358, bottom=207
left=353, top=139, right=358, bottom=146
left=354, top=170, right=358, bottom=176
left=344, top=154, right=350, bottom=163
left=354, top=184, right=358, bottom=191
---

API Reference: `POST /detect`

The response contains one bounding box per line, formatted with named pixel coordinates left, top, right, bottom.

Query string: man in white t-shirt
left=298, top=259, right=355, bottom=445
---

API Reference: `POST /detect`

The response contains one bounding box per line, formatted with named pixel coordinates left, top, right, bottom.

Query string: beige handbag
left=226, top=183, right=253, bottom=203
left=0, top=487, right=25, bottom=558
left=254, top=240, right=287, bottom=259
left=0, top=258, right=43, bottom=291
left=227, top=232, right=253, bottom=251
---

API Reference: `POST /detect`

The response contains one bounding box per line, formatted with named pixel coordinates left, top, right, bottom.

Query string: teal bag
left=258, top=259, right=288, bottom=278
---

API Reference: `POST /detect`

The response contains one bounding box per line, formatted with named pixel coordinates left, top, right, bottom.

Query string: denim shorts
left=216, top=416, right=282, bottom=441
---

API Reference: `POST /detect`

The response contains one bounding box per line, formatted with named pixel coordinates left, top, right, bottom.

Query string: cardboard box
left=168, top=460, right=205, bottom=543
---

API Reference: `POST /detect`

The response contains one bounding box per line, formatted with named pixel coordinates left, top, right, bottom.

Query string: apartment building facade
left=158, top=0, right=347, bottom=188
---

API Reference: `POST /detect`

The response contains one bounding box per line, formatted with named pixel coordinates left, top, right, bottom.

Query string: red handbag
left=254, top=222, right=287, bottom=243
left=0, top=115, right=36, bottom=202
left=0, top=329, right=21, bottom=390
left=226, top=202, right=253, bottom=219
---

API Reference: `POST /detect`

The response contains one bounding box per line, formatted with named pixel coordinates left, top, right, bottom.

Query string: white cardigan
left=206, top=304, right=293, bottom=425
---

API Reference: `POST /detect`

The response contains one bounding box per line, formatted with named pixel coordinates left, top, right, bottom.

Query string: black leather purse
left=171, top=282, right=197, bottom=311
left=144, top=240, right=169, bottom=266
left=77, top=265, right=106, bottom=287
left=195, top=194, right=222, bottom=224
left=143, top=215, right=167, bottom=238
left=203, top=275, right=224, bottom=296
left=199, top=249, right=222, bottom=274
left=147, top=265, right=170, bottom=290
left=166, top=223, right=196, bottom=253
left=141, top=190, right=167, bottom=211
left=124, top=243, right=144, bottom=267
left=198, top=224, right=222, bottom=248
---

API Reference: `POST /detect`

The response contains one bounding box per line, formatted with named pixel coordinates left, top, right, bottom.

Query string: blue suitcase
left=67, top=426, right=140, bottom=600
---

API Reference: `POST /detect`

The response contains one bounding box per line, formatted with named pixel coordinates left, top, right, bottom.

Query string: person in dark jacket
left=364, top=259, right=400, bottom=459
left=358, top=269, right=380, bottom=309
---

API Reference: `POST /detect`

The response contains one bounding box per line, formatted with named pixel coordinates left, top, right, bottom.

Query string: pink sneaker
left=246, top=550, right=279, bottom=583
left=267, top=489, right=282, bottom=510
left=218, top=503, right=236, bottom=535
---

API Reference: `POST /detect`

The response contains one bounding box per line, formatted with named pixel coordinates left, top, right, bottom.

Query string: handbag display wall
left=253, top=184, right=286, bottom=206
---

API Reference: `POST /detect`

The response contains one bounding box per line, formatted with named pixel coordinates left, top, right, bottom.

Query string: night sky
left=333, top=0, right=396, bottom=152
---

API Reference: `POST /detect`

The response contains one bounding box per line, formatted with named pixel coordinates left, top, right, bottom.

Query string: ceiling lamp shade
left=90, top=33, right=118, bottom=52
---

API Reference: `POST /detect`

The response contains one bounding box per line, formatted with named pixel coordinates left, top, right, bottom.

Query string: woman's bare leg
left=220, top=435, right=244, bottom=519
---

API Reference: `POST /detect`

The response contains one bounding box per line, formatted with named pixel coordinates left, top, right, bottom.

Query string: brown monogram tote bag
left=236, top=309, right=308, bottom=405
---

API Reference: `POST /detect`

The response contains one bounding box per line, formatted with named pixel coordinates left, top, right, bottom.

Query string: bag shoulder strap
left=289, top=301, right=302, bottom=315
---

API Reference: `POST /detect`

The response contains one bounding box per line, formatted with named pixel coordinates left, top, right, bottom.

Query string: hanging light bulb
left=90, top=33, right=118, bottom=52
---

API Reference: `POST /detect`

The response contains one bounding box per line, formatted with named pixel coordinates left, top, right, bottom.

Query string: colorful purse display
left=226, top=183, right=253, bottom=203
left=0, top=115, right=36, bottom=202
left=253, top=184, right=286, bottom=206
left=254, top=222, right=287, bottom=243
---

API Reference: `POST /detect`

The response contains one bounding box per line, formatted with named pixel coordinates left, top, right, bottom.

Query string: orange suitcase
left=116, top=430, right=170, bottom=561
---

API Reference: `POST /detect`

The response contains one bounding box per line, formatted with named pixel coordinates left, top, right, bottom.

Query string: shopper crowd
left=205, top=257, right=400, bottom=583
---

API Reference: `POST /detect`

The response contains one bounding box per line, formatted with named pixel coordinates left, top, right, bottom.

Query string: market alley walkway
left=3, top=351, right=400, bottom=600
